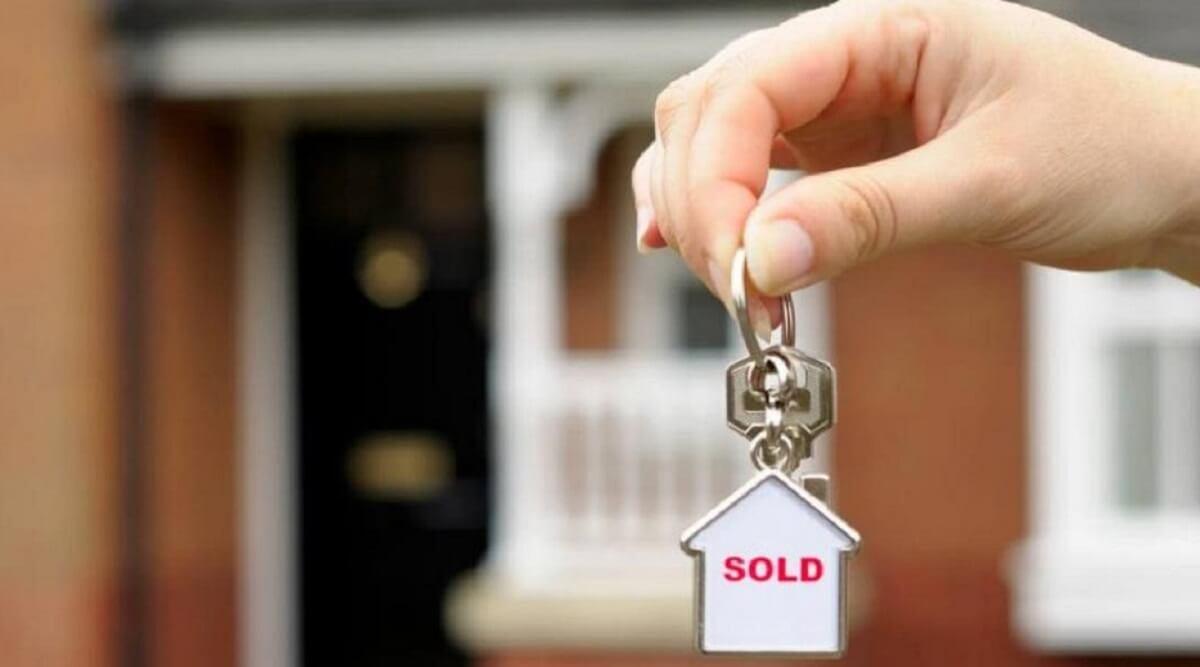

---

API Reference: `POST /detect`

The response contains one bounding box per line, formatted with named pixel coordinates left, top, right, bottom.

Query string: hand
left=631, top=0, right=1200, bottom=314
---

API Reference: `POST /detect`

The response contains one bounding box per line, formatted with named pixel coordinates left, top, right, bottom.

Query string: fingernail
left=746, top=218, right=815, bottom=293
left=635, top=205, right=655, bottom=252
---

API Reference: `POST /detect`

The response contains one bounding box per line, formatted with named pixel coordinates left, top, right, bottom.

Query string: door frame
left=235, top=96, right=495, bottom=667
left=238, top=108, right=299, bottom=667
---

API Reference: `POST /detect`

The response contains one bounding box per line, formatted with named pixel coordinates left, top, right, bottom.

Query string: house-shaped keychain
left=681, top=470, right=860, bottom=656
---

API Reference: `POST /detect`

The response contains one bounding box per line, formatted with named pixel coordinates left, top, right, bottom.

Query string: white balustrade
left=494, top=356, right=750, bottom=588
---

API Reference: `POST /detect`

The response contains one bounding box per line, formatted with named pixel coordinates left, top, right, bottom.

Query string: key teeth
left=786, top=427, right=813, bottom=461
left=801, top=474, right=831, bottom=505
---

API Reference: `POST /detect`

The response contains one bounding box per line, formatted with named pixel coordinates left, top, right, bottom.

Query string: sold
left=723, top=556, right=824, bottom=583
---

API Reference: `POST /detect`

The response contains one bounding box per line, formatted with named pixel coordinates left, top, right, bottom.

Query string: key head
left=726, top=346, right=836, bottom=440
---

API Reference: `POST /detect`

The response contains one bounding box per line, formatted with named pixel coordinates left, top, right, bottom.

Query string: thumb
left=744, top=133, right=1010, bottom=293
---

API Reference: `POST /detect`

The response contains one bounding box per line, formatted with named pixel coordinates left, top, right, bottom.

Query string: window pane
left=1115, top=268, right=1160, bottom=285
left=679, top=283, right=728, bottom=351
left=1114, top=342, right=1159, bottom=510
left=1158, top=342, right=1200, bottom=510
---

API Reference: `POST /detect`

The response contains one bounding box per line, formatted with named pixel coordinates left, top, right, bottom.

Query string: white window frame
left=1013, top=267, right=1200, bottom=653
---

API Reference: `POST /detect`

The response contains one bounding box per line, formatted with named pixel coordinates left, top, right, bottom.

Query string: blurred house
left=5, top=0, right=1200, bottom=666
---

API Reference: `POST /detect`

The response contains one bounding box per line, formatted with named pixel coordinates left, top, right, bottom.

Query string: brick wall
left=0, top=2, right=120, bottom=664
left=145, top=103, right=239, bottom=667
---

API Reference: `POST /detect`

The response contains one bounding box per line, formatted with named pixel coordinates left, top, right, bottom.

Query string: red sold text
left=723, top=556, right=824, bottom=583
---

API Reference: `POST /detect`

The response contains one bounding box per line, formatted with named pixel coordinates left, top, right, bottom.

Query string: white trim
left=135, top=11, right=795, bottom=98
left=1025, top=267, right=1109, bottom=536
left=237, top=112, right=299, bottom=667
left=1012, top=537, right=1200, bottom=653
left=1014, top=267, right=1200, bottom=652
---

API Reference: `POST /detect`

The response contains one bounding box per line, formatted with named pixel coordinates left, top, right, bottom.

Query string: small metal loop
left=786, top=427, right=814, bottom=462
left=748, top=351, right=795, bottom=399
left=750, top=431, right=799, bottom=474
left=780, top=296, right=796, bottom=349
left=731, top=248, right=796, bottom=368
left=763, top=399, right=784, bottom=445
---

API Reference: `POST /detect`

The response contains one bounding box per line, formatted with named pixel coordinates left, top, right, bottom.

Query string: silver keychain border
left=680, top=469, right=861, bottom=658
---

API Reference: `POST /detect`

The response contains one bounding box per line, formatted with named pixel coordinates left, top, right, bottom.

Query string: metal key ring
left=763, top=397, right=785, bottom=445
left=749, top=350, right=795, bottom=399
left=750, top=430, right=799, bottom=474
left=730, top=248, right=795, bottom=367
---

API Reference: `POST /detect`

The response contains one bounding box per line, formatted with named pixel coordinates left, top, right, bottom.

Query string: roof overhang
left=120, top=9, right=805, bottom=99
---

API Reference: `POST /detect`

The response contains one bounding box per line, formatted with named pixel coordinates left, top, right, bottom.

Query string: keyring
left=749, top=430, right=800, bottom=474
left=730, top=248, right=795, bottom=367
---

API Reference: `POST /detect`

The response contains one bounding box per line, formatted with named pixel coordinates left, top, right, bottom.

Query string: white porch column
left=487, top=83, right=565, bottom=583
left=486, top=81, right=659, bottom=584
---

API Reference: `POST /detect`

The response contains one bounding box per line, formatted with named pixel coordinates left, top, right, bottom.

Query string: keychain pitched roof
left=681, top=469, right=860, bottom=656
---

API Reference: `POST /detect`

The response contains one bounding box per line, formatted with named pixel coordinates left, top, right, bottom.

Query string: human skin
left=631, top=0, right=1200, bottom=322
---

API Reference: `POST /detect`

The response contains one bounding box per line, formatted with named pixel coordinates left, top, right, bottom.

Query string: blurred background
left=4, top=0, right=1200, bottom=665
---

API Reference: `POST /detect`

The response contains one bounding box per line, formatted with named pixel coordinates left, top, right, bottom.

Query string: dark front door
left=292, top=127, right=489, bottom=666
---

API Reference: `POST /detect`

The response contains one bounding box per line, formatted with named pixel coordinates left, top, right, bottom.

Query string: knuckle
left=700, top=58, right=745, bottom=113
left=835, top=174, right=900, bottom=264
left=654, top=75, right=693, bottom=141
left=722, top=26, right=772, bottom=55
left=670, top=211, right=696, bottom=255
left=698, top=29, right=770, bottom=113
left=666, top=208, right=703, bottom=266
left=662, top=27, right=770, bottom=132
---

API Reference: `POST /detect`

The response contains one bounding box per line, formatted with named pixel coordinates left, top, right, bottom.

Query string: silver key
left=726, top=345, right=836, bottom=441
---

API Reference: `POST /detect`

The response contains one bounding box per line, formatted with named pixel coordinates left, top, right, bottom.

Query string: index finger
left=684, top=7, right=853, bottom=293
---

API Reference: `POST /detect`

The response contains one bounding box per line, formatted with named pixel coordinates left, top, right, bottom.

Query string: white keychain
left=681, top=249, right=860, bottom=657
